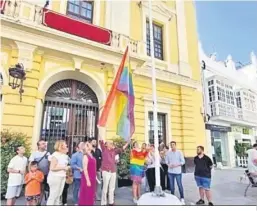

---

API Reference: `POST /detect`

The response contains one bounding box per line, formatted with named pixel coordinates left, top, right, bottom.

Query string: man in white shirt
left=6, top=145, right=28, bottom=206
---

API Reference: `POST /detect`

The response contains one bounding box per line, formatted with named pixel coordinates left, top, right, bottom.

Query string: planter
left=118, top=179, right=132, bottom=188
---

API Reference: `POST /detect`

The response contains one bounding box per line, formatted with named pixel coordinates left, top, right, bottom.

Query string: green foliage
left=1, top=130, right=31, bottom=195
left=234, top=142, right=251, bottom=157
left=113, top=137, right=131, bottom=180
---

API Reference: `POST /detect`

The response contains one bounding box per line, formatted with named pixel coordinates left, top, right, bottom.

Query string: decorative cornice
left=135, top=65, right=201, bottom=90
left=211, top=116, right=257, bottom=128
left=142, top=95, right=174, bottom=105
left=139, top=0, right=176, bottom=21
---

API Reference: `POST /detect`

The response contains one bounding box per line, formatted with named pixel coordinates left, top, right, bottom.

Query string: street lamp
left=8, top=63, right=26, bottom=102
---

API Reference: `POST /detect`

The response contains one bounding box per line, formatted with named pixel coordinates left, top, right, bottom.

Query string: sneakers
left=196, top=199, right=214, bottom=206
left=133, top=198, right=138, bottom=204
left=180, top=199, right=185, bottom=205
left=196, top=199, right=205, bottom=205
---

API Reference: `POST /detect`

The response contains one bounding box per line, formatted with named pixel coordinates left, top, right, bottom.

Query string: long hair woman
left=130, top=141, right=148, bottom=204
left=145, top=145, right=161, bottom=192
left=78, top=140, right=96, bottom=206
left=47, top=140, right=69, bottom=205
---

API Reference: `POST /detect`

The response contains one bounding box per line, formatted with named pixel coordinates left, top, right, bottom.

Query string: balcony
left=0, top=0, right=144, bottom=55
left=209, top=102, right=257, bottom=126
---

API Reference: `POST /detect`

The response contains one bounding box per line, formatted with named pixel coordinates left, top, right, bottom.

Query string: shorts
left=5, top=185, right=23, bottom=199
left=195, top=176, right=211, bottom=190
left=26, top=194, right=41, bottom=202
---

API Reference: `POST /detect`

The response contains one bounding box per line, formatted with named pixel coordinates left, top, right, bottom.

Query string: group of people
left=6, top=136, right=257, bottom=206
left=5, top=138, right=129, bottom=206
left=129, top=141, right=214, bottom=206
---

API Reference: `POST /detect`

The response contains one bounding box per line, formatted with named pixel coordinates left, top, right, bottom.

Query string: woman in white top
left=47, top=140, right=69, bottom=205
left=145, top=145, right=161, bottom=192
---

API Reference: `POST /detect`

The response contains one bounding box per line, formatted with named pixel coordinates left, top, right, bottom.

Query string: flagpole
left=148, top=0, right=162, bottom=195
left=137, top=0, right=182, bottom=205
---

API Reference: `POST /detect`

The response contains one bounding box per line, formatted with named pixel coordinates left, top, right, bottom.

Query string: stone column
left=31, top=96, right=44, bottom=150
left=227, top=131, right=236, bottom=168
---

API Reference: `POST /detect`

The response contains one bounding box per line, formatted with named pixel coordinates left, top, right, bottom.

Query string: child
left=61, top=166, right=73, bottom=205
left=24, top=161, right=44, bottom=205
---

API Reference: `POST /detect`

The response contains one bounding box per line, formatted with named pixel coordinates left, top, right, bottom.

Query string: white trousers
left=101, top=171, right=116, bottom=205
left=47, top=175, right=66, bottom=205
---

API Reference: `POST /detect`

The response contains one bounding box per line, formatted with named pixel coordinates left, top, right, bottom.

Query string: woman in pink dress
left=78, top=140, right=96, bottom=206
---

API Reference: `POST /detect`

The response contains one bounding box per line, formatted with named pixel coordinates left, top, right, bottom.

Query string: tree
left=1, top=130, right=31, bottom=196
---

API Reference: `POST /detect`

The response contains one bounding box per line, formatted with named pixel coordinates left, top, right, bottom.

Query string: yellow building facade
left=0, top=0, right=205, bottom=170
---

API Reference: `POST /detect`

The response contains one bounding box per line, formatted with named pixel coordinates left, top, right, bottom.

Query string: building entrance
left=40, top=79, right=99, bottom=153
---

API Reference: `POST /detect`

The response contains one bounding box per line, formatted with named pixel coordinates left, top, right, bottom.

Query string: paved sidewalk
left=1, top=168, right=256, bottom=206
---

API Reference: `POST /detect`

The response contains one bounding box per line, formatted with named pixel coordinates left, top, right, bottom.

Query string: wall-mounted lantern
left=201, top=60, right=206, bottom=70
left=8, top=63, right=26, bottom=102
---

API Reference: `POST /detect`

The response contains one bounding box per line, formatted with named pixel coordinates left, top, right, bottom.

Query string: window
left=208, top=80, right=214, bottom=86
left=148, top=112, right=166, bottom=144
left=217, top=86, right=225, bottom=102
left=226, top=90, right=234, bottom=105
left=243, top=128, right=250, bottom=135
left=146, top=21, right=163, bottom=60
left=67, top=0, right=93, bottom=23
left=236, top=96, right=242, bottom=108
left=208, top=86, right=215, bottom=102
left=218, top=103, right=226, bottom=116
left=210, top=103, right=216, bottom=116
left=226, top=106, right=234, bottom=117
left=250, top=99, right=256, bottom=111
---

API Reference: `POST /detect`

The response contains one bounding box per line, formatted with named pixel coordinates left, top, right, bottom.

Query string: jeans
left=73, top=178, right=81, bottom=204
left=168, top=173, right=184, bottom=199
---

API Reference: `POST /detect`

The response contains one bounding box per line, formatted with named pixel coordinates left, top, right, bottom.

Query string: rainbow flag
left=98, top=47, right=135, bottom=141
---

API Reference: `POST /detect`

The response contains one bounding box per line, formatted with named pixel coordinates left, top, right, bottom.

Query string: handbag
left=65, top=167, right=73, bottom=184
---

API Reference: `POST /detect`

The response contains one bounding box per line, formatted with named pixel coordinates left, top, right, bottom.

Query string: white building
left=199, top=43, right=257, bottom=168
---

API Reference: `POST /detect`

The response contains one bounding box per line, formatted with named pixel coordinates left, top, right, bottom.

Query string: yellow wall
left=1, top=1, right=205, bottom=157
left=1, top=48, right=43, bottom=139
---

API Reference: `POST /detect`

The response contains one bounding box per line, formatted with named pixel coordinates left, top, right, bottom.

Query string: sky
left=195, top=1, right=257, bottom=64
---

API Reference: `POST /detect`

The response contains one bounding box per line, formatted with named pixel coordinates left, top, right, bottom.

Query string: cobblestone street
left=1, top=168, right=256, bottom=206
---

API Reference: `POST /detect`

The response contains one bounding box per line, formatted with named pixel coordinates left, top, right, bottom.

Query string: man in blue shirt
left=71, top=142, right=84, bottom=205
left=165, top=141, right=185, bottom=205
